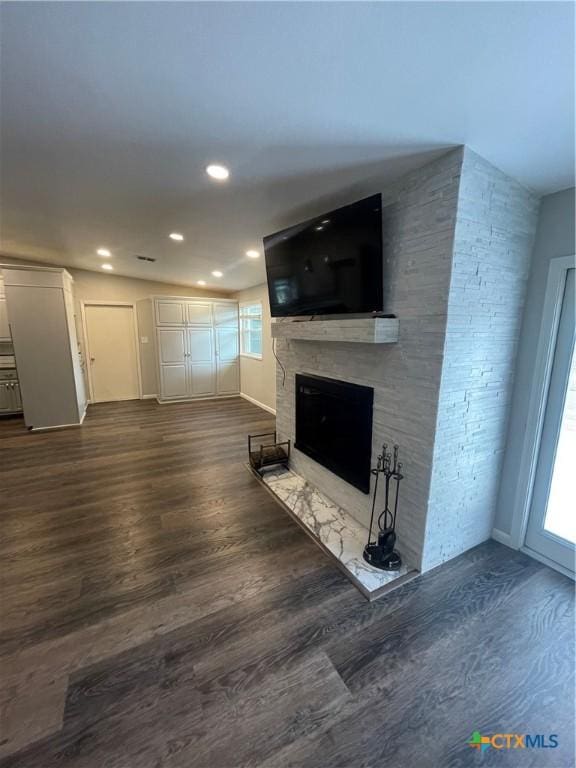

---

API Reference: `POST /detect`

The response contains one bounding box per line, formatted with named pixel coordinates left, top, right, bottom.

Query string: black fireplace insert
left=295, top=373, right=374, bottom=493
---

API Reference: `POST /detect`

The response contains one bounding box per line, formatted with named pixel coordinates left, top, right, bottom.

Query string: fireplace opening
left=295, top=373, right=374, bottom=493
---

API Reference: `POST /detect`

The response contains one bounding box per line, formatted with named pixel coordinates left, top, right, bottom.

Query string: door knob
left=90, top=357, right=95, bottom=362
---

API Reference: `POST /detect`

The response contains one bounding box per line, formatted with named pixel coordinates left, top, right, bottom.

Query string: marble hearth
left=257, top=466, right=418, bottom=600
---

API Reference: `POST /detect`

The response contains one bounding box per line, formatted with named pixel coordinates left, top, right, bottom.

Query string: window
left=240, top=302, right=263, bottom=359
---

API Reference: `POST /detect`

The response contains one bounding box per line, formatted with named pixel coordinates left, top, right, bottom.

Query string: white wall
left=233, top=283, right=276, bottom=413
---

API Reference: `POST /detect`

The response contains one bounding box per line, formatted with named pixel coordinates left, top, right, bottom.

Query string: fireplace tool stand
left=363, top=444, right=403, bottom=571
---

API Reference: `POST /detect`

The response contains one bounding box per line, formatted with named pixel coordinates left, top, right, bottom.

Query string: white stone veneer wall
left=422, top=148, right=539, bottom=570
left=275, top=149, right=464, bottom=570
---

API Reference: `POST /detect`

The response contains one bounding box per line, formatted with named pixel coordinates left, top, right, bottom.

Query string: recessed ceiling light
left=197, top=280, right=206, bottom=286
left=169, top=233, right=184, bottom=241
left=321, top=219, right=330, bottom=225
left=246, top=250, right=260, bottom=259
left=315, top=226, right=324, bottom=231
left=211, top=270, right=223, bottom=278
left=206, top=164, right=229, bottom=181
left=101, top=263, right=114, bottom=271
left=97, top=248, right=111, bottom=257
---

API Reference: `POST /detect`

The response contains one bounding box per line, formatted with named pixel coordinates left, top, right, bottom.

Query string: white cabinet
left=187, top=327, right=216, bottom=396
left=214, top=302, right=238, bottom=327
left=188, top=327, right=213, bottom=360
left=154, top=297, right=239, bottom=402
left=215, top=326, right=239, bottom=394
left=0, top=297, right=10, bottom=341
left=156, top=300, right=213, bottom=326
left=187, top=326, right=216, bottom=396
left=158, top=328, right=187, bottom=364
left=160, top=364, right=188, bottom=399
left=0, top=379, right=22, bottom=413
left=157, top=328, right=188, bottom=399
left=187, top=302, right=212, bottom=325
left=156, top=300, right=186, bottom=326
left=0, top=381, right=12, bottom=412
left=214, top=301, right=239, bottom=394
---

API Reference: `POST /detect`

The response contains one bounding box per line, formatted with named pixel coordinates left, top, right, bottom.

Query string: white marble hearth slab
left=260, top=467, right=415, bottom=598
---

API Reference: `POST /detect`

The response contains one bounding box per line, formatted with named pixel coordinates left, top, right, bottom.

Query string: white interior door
left=85, top=304, right=140, bottom=403
left=187, top=327, right=215, bottom=395
left=525, top=269, right=575, bottom=573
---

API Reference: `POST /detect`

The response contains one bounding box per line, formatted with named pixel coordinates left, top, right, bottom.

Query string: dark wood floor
left=0, top=398, right=574, bottom=767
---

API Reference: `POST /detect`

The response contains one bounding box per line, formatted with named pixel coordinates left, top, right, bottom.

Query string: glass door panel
left=525, top=268, right=575, bottom=573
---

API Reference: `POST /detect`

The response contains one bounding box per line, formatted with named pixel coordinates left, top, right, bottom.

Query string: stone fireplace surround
left=272, top=147, right=539, bottom=577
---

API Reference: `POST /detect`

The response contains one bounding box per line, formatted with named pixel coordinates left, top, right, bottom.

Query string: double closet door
left=156, top=300, right=239, bottom=400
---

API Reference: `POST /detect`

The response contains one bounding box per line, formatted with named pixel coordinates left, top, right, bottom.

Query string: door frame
left=508, top=255, right=575, bottom=577
left=81, top=300, right=143, bottom=403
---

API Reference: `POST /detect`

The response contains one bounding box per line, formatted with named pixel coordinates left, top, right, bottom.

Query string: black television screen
left=263, top=194, right=383, bottom=317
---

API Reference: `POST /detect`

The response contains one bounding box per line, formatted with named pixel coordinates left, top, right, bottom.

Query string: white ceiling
left=1, top=2, right=574, bottom=291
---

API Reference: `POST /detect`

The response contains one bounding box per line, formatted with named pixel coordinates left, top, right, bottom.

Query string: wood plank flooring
left=0, top=398, right=574, bottom=767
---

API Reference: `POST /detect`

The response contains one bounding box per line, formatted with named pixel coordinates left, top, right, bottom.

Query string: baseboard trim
left=240, top=392, right=276, bottom=415
left=156, top=394, right=240, bottom=405
left=30, top=420, right=83, bottom=433
left=491, top=528, right=513, bottom=548
left=141, top=394, right=157, bottom=400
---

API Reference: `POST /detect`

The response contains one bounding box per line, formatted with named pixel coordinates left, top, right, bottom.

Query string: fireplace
left=295, top=373, right=374, bottom=493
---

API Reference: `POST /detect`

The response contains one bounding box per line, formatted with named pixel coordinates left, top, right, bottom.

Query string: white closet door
left=215, top=326, right=239, bottom=394
left=156, top=300, right=185, bottom=326
left=160, top=365, right=188, bottom=398
left=187, top=328, right=215, bottom=395
left=158, top=328, right=186, bottom=363
left=187, top=302, right=212, bottom=325
left=158, top=328, right=188, bottom=398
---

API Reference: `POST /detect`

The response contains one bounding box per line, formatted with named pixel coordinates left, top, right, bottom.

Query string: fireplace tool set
left=363, top=444, right=403, bottom=571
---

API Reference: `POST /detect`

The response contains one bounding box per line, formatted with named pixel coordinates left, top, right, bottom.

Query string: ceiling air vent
left=136, top=255, right=156, bottom=263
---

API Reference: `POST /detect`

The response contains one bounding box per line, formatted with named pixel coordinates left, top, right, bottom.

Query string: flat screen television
left=263, top=193, right=383, bottom=317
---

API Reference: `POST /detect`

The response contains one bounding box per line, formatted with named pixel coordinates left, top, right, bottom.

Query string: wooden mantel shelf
left=271, top=317, right=399, bottom=344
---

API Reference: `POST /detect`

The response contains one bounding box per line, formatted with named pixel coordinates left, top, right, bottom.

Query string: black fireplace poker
left=363, top=443, right=403, bottom=571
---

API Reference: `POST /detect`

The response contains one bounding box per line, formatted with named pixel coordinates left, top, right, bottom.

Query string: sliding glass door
left=524, top=268, right=575, bottom=573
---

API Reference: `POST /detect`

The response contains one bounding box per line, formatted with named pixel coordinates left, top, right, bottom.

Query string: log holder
left=248, top=432, right=291, bottom=476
